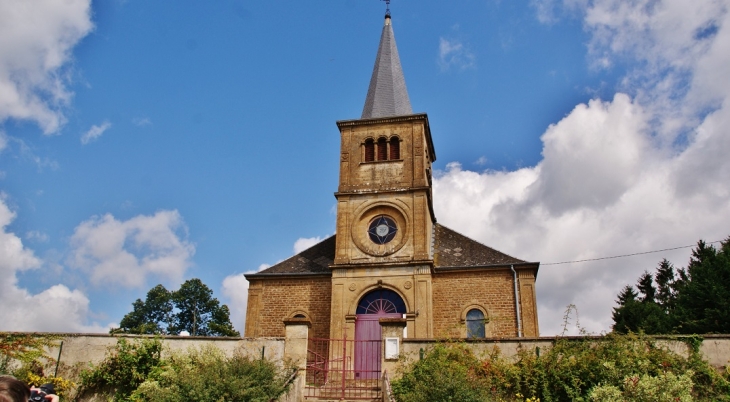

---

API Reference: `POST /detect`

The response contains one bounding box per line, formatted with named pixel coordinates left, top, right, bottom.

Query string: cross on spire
left=382, top=0, right=391, bottom=17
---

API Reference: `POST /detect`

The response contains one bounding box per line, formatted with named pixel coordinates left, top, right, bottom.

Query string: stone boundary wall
left=401, top=335, right=730, bottom=369
left=2, top=333, right=286, bottom=368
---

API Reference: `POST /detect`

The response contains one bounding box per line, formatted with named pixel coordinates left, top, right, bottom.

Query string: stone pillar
left=284, top=318, right=310, bottom=402
left=379, top=318, right=407, bottom=380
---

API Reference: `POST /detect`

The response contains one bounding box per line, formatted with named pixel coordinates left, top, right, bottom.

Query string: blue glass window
left=466, top=309, right=485, bottom=338
left=368, top=215, right=397, bottom=244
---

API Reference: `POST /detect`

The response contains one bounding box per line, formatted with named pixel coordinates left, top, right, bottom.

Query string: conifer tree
left=612, top=237, right=730, bottom=335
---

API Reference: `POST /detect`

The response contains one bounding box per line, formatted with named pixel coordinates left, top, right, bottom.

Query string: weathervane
left=382, top=0, right=391, bottom=17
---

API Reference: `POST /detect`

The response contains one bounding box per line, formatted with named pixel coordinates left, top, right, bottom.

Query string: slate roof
left=253, top=235, right=336, bottom=275
left=432, top=224, right=526, bottom=268
left=249, top=224, right=530, bottom=277
left=361, top=15, right=413, bottom=119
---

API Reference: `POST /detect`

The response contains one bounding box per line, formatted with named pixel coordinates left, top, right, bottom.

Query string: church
left=244, top=10, right=540, bottom=345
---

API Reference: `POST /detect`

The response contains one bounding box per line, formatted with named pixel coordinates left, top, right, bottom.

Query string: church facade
left=244, top=13, right=540, bottom=343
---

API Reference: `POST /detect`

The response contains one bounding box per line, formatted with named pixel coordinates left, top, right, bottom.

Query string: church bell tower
left=329, top=12, right=437, bottom=340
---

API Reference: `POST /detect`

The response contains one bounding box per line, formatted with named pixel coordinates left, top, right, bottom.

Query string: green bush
left=589, top=370, right=694, bottom=402
left=79, top=337, right=164, bottom=401
left=392, top=333, right=730, bottom=402
left=132, top=346, right=291, bottom=402
left=391, top=343, right=492, bottom=402
left=79, top=337, right=292, bottom=402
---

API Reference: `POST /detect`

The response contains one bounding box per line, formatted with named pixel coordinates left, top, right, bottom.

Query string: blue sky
left=1, top=0, right=729, bottom=335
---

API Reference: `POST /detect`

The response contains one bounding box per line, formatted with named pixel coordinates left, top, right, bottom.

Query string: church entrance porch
left=304, top=289, right=406, bottom=400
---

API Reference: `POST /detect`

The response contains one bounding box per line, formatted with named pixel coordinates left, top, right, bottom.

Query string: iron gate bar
left=305, top=336, right=383, bottom=400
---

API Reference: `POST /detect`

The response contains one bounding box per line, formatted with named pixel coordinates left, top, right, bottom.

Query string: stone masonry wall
left=432, top=270, right=519, bottom=338
left=249, top=277, right=331, bottom=339
left=401, top=335, right=730, bottom=369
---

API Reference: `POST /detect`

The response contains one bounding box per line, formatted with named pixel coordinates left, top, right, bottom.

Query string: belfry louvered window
left=364, top=139, right=375, bottom=162
left=389, top=137, right=400, bottom=160
left=364, top=136, right=401, bottom=162
left=377, top=137, right=388, bottom=161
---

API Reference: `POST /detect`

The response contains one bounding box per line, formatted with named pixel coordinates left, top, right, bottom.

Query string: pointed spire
left=361, top=14, right=413, bottom=119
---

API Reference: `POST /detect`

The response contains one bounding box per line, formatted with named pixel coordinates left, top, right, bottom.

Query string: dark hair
left=0, top=376, right=30, bottom=402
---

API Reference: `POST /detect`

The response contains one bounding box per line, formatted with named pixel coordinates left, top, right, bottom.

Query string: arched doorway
left=354, top=289, right=406, bottom=378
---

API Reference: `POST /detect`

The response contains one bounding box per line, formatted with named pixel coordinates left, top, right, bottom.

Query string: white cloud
left=25, top=230, right=49, bottom=243
left=0, top=196, right=105, bottom=332
left=68, top=210, right=195, bottom=288
left=438, top=38, right=476, bottom=72
left=0, top=131, right=7, bottom=152
left=293, top=236, right=323, bottom=254
left=221, top=273, right=249, bottom=334
left=0, top=0, right=93, bottom=134
left=80, top=120, right=111, bottom=144
left=132, top=117, right=152, bottom=126
left=434, top=0, right=730, bottom=335
left=531, top=0, right=560, bottom=24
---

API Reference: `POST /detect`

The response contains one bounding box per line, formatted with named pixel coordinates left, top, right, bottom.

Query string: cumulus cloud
left=221, top=273, right=249, bottom=333
left=0, top=0, right=93, bottom=134
left=80, top=120, right=111, bottom=144
left=0, top=196, right=105, bottom=332
left=68, top=210, right=195, bottom=288
left=433, top=0, right=730, bottom=335
left=293, top=236, right=323, bottom=254
left=438, top=38, right=476, bottom=72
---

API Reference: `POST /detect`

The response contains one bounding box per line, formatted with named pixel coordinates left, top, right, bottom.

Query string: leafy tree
left=170, top=278, right=239, bottom=336
left=118, top=284, right=173, bottom=334
left=612, top=237, right=730, bottom=335
left=115, top=279, right=240, bottom=337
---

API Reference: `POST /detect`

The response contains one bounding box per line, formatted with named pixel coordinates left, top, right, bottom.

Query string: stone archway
left=354, top=289, right=406, bottom=378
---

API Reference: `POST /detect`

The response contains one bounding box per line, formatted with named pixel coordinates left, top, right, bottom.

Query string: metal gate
left=305, top=336, right=382, bottom=400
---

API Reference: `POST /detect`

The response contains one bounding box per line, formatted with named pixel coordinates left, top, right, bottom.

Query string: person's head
left=0, top=375, right=30, bottom=402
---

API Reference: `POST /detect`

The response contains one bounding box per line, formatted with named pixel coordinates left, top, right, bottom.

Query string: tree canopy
left=612, top=237, right=730, bottom=334
left=115, top=279, right=240, bottom=337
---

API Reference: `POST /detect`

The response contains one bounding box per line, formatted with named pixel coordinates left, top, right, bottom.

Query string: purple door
left=354, top=290, right=406, bottom=379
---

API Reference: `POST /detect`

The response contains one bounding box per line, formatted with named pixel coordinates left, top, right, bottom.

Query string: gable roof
left=248, top=224, right=533, bottom=278
left=432, top=224, right=526, bottom=268
left=361, top=15, right=412, bottom=119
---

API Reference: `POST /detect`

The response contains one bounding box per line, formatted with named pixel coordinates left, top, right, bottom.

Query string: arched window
left=466, top=309, right=486, bottom=338
left=357, top=289, right=407, bottom=315
left=389, top=137, right=400, bottom=160
left=377, top=137, right=388, bottom=161
left=364, top=139, right=375, bottom=162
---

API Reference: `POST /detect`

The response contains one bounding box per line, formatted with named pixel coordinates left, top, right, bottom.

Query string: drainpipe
left=511, top=265, right=523, bottom=337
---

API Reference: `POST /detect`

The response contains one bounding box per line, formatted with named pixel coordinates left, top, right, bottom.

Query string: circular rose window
left=368, top=215, right=397, bottom=244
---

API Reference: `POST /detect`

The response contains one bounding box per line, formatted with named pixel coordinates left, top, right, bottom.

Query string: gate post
left=284, top=318, right=310, bottom=402
left=379, top=318, right=407, bottom=379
